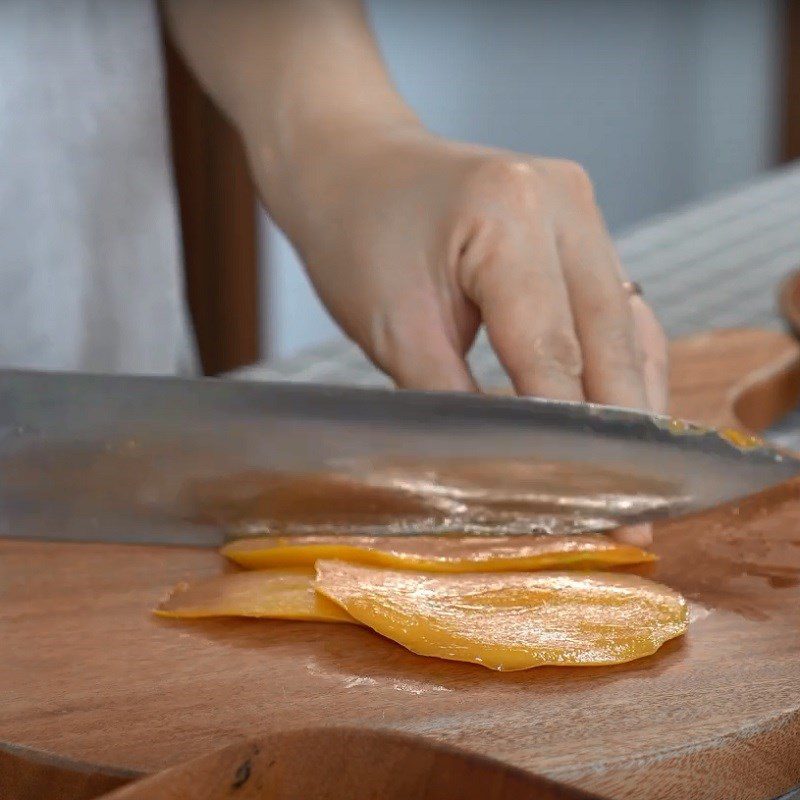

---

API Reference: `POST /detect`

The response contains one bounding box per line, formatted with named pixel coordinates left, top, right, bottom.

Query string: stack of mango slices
left=155, top=533, right=688, bottom=671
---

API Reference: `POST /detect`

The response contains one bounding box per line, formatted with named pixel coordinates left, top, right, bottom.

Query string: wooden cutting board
left=3, top=328, right=800, bottom=800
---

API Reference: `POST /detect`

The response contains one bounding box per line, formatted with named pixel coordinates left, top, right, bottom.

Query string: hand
left=165, top=2, right=663, bottom=545
left=260, top=127, right=667, bottom=412
left=164, top=1, right=665, bottom=409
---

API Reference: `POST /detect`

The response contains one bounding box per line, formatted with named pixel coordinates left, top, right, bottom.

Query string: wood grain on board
left=2, top=328, right=800, bottom=800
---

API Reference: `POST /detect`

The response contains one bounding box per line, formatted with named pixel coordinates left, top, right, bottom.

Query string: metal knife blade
left=1, top=369, right=797, bottom=548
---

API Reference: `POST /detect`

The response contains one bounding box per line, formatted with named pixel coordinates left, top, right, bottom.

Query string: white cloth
left=0, top=0, right=196, bottom=374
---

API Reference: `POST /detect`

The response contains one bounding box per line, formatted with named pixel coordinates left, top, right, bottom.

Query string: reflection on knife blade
left=183, top=458, right=688, bottom=539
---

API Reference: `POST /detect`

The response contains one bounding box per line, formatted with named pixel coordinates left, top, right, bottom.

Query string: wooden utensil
left=2, top=328, right=800, bottom=800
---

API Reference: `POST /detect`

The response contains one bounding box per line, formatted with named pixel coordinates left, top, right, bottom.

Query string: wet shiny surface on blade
left=1, top=370, right=798, bottom=547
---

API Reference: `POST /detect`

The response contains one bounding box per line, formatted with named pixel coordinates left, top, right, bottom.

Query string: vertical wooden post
left=781, top=0, right=800, bottom=162
left=160, top=22, right=261, bottom=375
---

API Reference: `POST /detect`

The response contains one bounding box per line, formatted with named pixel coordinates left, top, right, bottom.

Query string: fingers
left=550, top=163, right=649, bottom=410
left=458, top=208, right=585, bottom=401
left=389, top=342, right=478, bottom=392
left=453, top=157, right=666, bottom=410
left=629, top=295, right=669, bottom=414
left=369, top=312, right=479, bottom=393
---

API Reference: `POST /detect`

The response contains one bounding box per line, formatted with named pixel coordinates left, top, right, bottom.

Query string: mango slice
left=154, top=567, right=354, bottom=623
left=315, top=560, right=688, bottom=670
left=221, top=533, right=654, bottom=573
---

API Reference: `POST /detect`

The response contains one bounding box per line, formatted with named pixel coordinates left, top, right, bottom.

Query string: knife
left=1, top=369, right=797, bottom=548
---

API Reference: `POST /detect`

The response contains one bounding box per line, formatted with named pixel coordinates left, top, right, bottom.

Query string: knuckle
left=463, top=156, right=544, bottom=215
left=532, top=329, right=584, bottom=378
left=552, top=159, right=596, bottom=206
left=456, top=158, right=548, bottom=295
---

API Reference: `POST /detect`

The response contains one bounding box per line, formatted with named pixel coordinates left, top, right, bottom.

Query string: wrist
left=243, top=99, right=427, bottom=245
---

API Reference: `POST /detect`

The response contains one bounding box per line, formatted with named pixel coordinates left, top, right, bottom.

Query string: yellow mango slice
left=221, top=533, right=654, bottom=573
left=154, top=567, right=354, bottom=623
left=315, top=560, right=688, bottom=670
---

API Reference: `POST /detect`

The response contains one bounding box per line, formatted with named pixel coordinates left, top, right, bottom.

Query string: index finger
left=459, top=219, right=586, bottom=401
